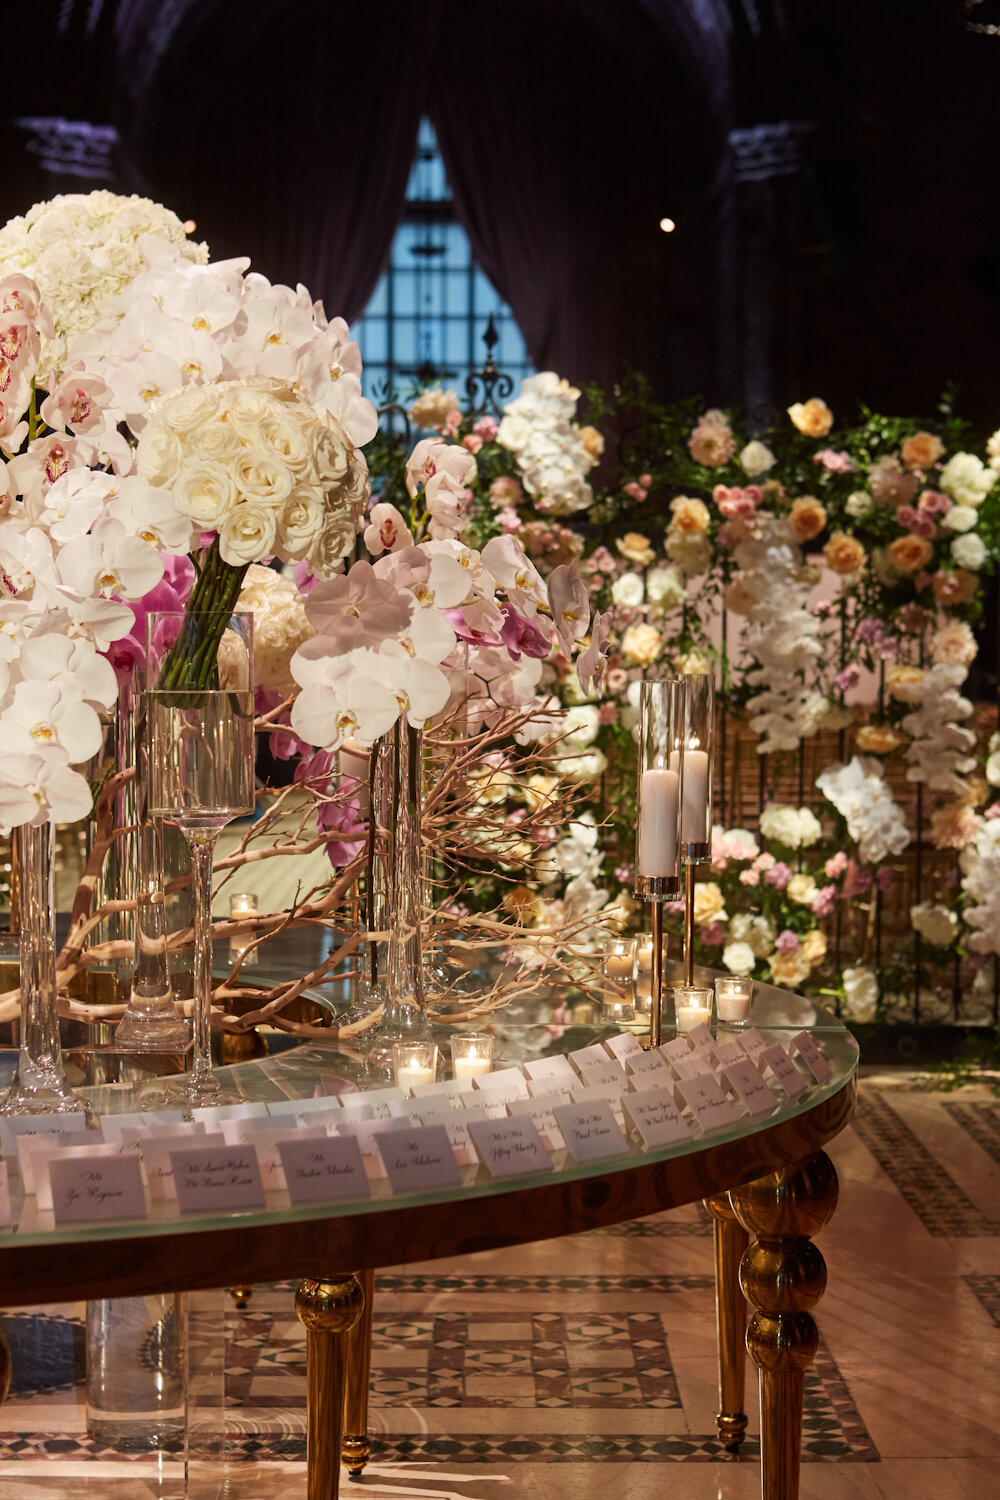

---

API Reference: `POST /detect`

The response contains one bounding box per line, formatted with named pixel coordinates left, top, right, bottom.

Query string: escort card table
left=0, top=976, right=858, bottom=1500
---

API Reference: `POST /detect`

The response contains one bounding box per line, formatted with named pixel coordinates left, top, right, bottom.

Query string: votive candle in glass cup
left=602, top=936, right=636, bottom=1022
left=673, top=985, right=714, bottom=1033
left=450, top=1032, right=495, bottom=1080
left=392, top=1042, right=439, bottom=1092
left=229, top=892, right=258, bottom=919
left=715, top=975, right=753, bottom=1026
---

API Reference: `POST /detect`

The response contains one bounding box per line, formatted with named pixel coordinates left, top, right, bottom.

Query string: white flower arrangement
left=959, top=820, right=1000, bottom=958
left=0, top=191, right=208, bottom=386
left=895, top=662, right=977, bottom=798
left=842, top=965, right=879, bottom=1022
left=910, top=902, right=958, bottom=948
left=759, top=803, right=822, bottom=850
left=816, top=756, right=911, bottom=865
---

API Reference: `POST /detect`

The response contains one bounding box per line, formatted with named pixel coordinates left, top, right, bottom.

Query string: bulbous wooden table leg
left=704, top=1191, right=749, bottom=1450
left=731, top=1152, right=839, bottom=1500
left=296, top=1273, right=366, bottom=1500
left=341, top=1268, right=375, bottom=1479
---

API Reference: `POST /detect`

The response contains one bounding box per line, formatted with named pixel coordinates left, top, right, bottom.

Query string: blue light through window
left=354, top=119, right=533, bottom=406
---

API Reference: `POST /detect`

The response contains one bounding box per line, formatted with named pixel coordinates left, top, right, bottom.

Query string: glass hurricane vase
left=0, top=821, right=87, bottom=1117
left=145, top=611, right=255, bottom=1107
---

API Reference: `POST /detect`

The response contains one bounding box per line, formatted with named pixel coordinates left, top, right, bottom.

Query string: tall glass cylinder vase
left=364, top=719, right=431, bottom=1077
left=0, top=821, right=87, bottom=1116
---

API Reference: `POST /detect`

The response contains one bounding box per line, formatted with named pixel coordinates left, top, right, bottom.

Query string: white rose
left=951, top=533, right=986, bottom=570
left=910, top=902, right=958, bottom=948
left=796, top=807, right=823, bottom=847
left=561, top=703, right=600, bottom=749
left=759, top=804, right=804, bottom=848
left=218, top=500, right=277, bottom=566
left=186, top=420, right=242, bottom=464
left=986, top=750, right=1000, bottom=787
left=845, top=491, right=872, bottom=520
left=787, top=873, right=817, bottom=906
left=158, top=384, right=221, bottom=434
left=665, top=531, right=712, bottom=575
left=842, top=965, right=879, bottom=1022
left=942, top=505, right=978, bottom=533
left=611, top=572, right=645, bottom=608
left=276, top=490, right=326, bottom=560
left=646, top=565, right=687, bottom=614
left=738, top=440, right=775, bottom=478
left=620, top=622, right=663, bottom=667
left=224, top=385, right=279, bottom=439
left=728, top=912, right=774, bottom=957
left=722, top=941, right=756, bottom=976
left=232, top=449, right=294, bottom=509
left=258, top=408, right=313, bottom=475
left=496, top=413, right=532, bottom=452
left=172, top=459, right=239, bottom=526
left=939, top=451, right=996, bottom=508
left=559, top=749, right=608, bottom=781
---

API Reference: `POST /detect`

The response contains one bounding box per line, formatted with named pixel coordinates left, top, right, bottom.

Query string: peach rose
left=855, top=724, right=904, bottom=754
left=669, top=495, right=711, bottom=535
left=579, top=425, right=605, bottom=462
left=616, top=531, right=656, bottom=567
left=693, top=881, right=726, bottom=926
left=887, top=534, right=934, bottom=574
left=870, top=457, right=920, bottom=508
left=788, top=496, right=828, bottom=542
left=688, top=409, right=735, bottom=467
left=901, top=431, right=945, bottom=471
left=768, top=951, right=811, bottom=988
left=929, top=802, right=982, bottom=850
left=621, top=622, right=663, bottom=667
left=800, top=929, right=828, bottom=966
left=823, top=531, right=866, bottom=575
left=885, top=664, right=924, bottom=699
left=787, top=398, right=833, bottom=438
left=931, top=569, right=978, bottom=605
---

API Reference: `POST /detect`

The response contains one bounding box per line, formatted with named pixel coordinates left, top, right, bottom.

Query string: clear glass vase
left=86, top=1294, right=185, bottom=1451
left=0, top=821, right=87, bottom=1116
left=364, top=719, right=431, bottom=1077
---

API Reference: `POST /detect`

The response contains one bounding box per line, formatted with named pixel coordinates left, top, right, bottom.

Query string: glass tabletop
left=0, top=969, right=859, bottom=1251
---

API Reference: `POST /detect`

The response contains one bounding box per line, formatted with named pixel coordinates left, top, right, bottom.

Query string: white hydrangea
left=951, top=532, right=986, bottom=570
left=0, top=190, right=208, bottom=385
left=845, top=490, right=872, bottom=519
left=728, top=912, right=775, bottom=957
left=939, top=451, right=996, bottom=508
left=496, top=373, right=595, bottom=516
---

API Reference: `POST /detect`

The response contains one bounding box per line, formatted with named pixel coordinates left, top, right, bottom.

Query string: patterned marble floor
left=0, top=1070, right=997, bottom=1499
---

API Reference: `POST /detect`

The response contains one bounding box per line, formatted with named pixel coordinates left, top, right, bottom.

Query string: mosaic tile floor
left=0, top=1071, right=997, bottom=1499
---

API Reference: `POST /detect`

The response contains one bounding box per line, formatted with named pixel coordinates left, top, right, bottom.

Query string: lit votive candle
left=603, top=937, right=636, bottom=1022
left=715, top=976, right=753, bottom=1026
left=450, top=1032, right=495, bottom=1080
left=393, top=1042, right=439, bottom=1092
left=674, top=985, right=714, bottom=1033
left=636, top=937, right=654, bottom=975
left=229, top=892, right=258, bottom=918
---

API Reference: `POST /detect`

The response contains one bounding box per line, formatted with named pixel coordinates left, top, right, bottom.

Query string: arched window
left=354, top=120, right=533, bottom=405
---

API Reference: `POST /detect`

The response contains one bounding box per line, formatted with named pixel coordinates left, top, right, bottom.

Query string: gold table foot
left=704, top=1191, right=749, bottom=1451
left=296, top=1273, right=366, bottom=1500
left=342, top=1268, right=375, bottom=1478
left=227, top=1285, right=254, bottom=1308
left=0, top=1321, right=10, bottom=1406
left=731, top=1151, right=839, bottom=1500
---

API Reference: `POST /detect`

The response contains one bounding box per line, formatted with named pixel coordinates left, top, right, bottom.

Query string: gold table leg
left=296, top=1273, right=366, bottom=1500
left=704, top=1191, right=749, bottom=1450
left=0, top=1321, right=10, bottom=1405
left=342, top=1268, right=375, bottom=1478
left=731, top=1152, right=839, bottom=1500
left=227, top=1285, right=254, bottom=1309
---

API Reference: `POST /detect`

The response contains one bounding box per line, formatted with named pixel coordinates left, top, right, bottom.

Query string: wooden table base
left=731, top=1151, right=839, bottom=1500
left=295, top=1273, right=366, bottom=1500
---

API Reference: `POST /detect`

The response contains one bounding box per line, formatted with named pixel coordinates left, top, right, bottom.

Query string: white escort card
left=1, top=1111, right=88, bottom=1163
left=673, top=1073, right=741, bottom=1132
left=714, top=1040, right=745, bottom=1069
left=415, top=1108, right=479, bottom=1167
left=553, top=1100, right=630, bottom=1164
left=266, top=1097, right=344, bottom=1130
left=523, top=1054, right=579, bottom=1091
left=508, top=1091, right=569, bottom=1151
left=375, top=1125, right=462, bottom=1194
left=570, top=1081, right=626, bottom=1130
left=169, top=1144, right=268, bottom=1215
left=789, top=1031, right=833, bottom=1084
left=759, top=1044, right=808, bottom=1098
left=568, top=1042, right=617, bottom=1075
left=719, top=1057, right=779, bottom=1118
left=411, top=1077, right=476, bottom=1104
left=340, top=1089, right=399, bottom=1123
left=337, top=1114, right=408, bottom=1165
left=622, top=1091, right=692, bottom=1151
left=669, top=1052, right=712, bottom=1081
left=191, top=1101, right=268, bottom=1128
left=624, top=1048, right=669, bottom=1080
left=100, top=1109, right=186, bottom=1142
left=472, top=1067, right=531, bottom=1115
left=127, top=1124, right=214, bottom=1201
left=603, top=1031, right=642, bottom=1063
left=278, top=1135, right=370, bottom=1204
left=32, top=1142, right=122, bottom=1213
left=467, top=1118, right=553, bottom=1179
left=660, top=1036, right=694, bottom=1065
left=221, top=1123, right=329, bottom=1189
left=49, top=1154, right=147, bottom=1224
left=575, top=1060, right=627, bottom=1092
left=736, top=1027, right=770, bottom=1066
left=685, top=1022, right=718, bottom=1064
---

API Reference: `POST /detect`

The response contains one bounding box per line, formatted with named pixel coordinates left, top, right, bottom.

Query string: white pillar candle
left=670, top=748, right=710, bottom=843
left=398, top=1060, right=436, bottom=1091
left=637, top=768, right=679, bottom=876
left=605, top=953, right=634, bottom=980
left=676, top=1001, right=712, bottom=1033
left=715, top=986, right=752, bottom=1023
left=453, top=1052, right=492, bottom=1080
